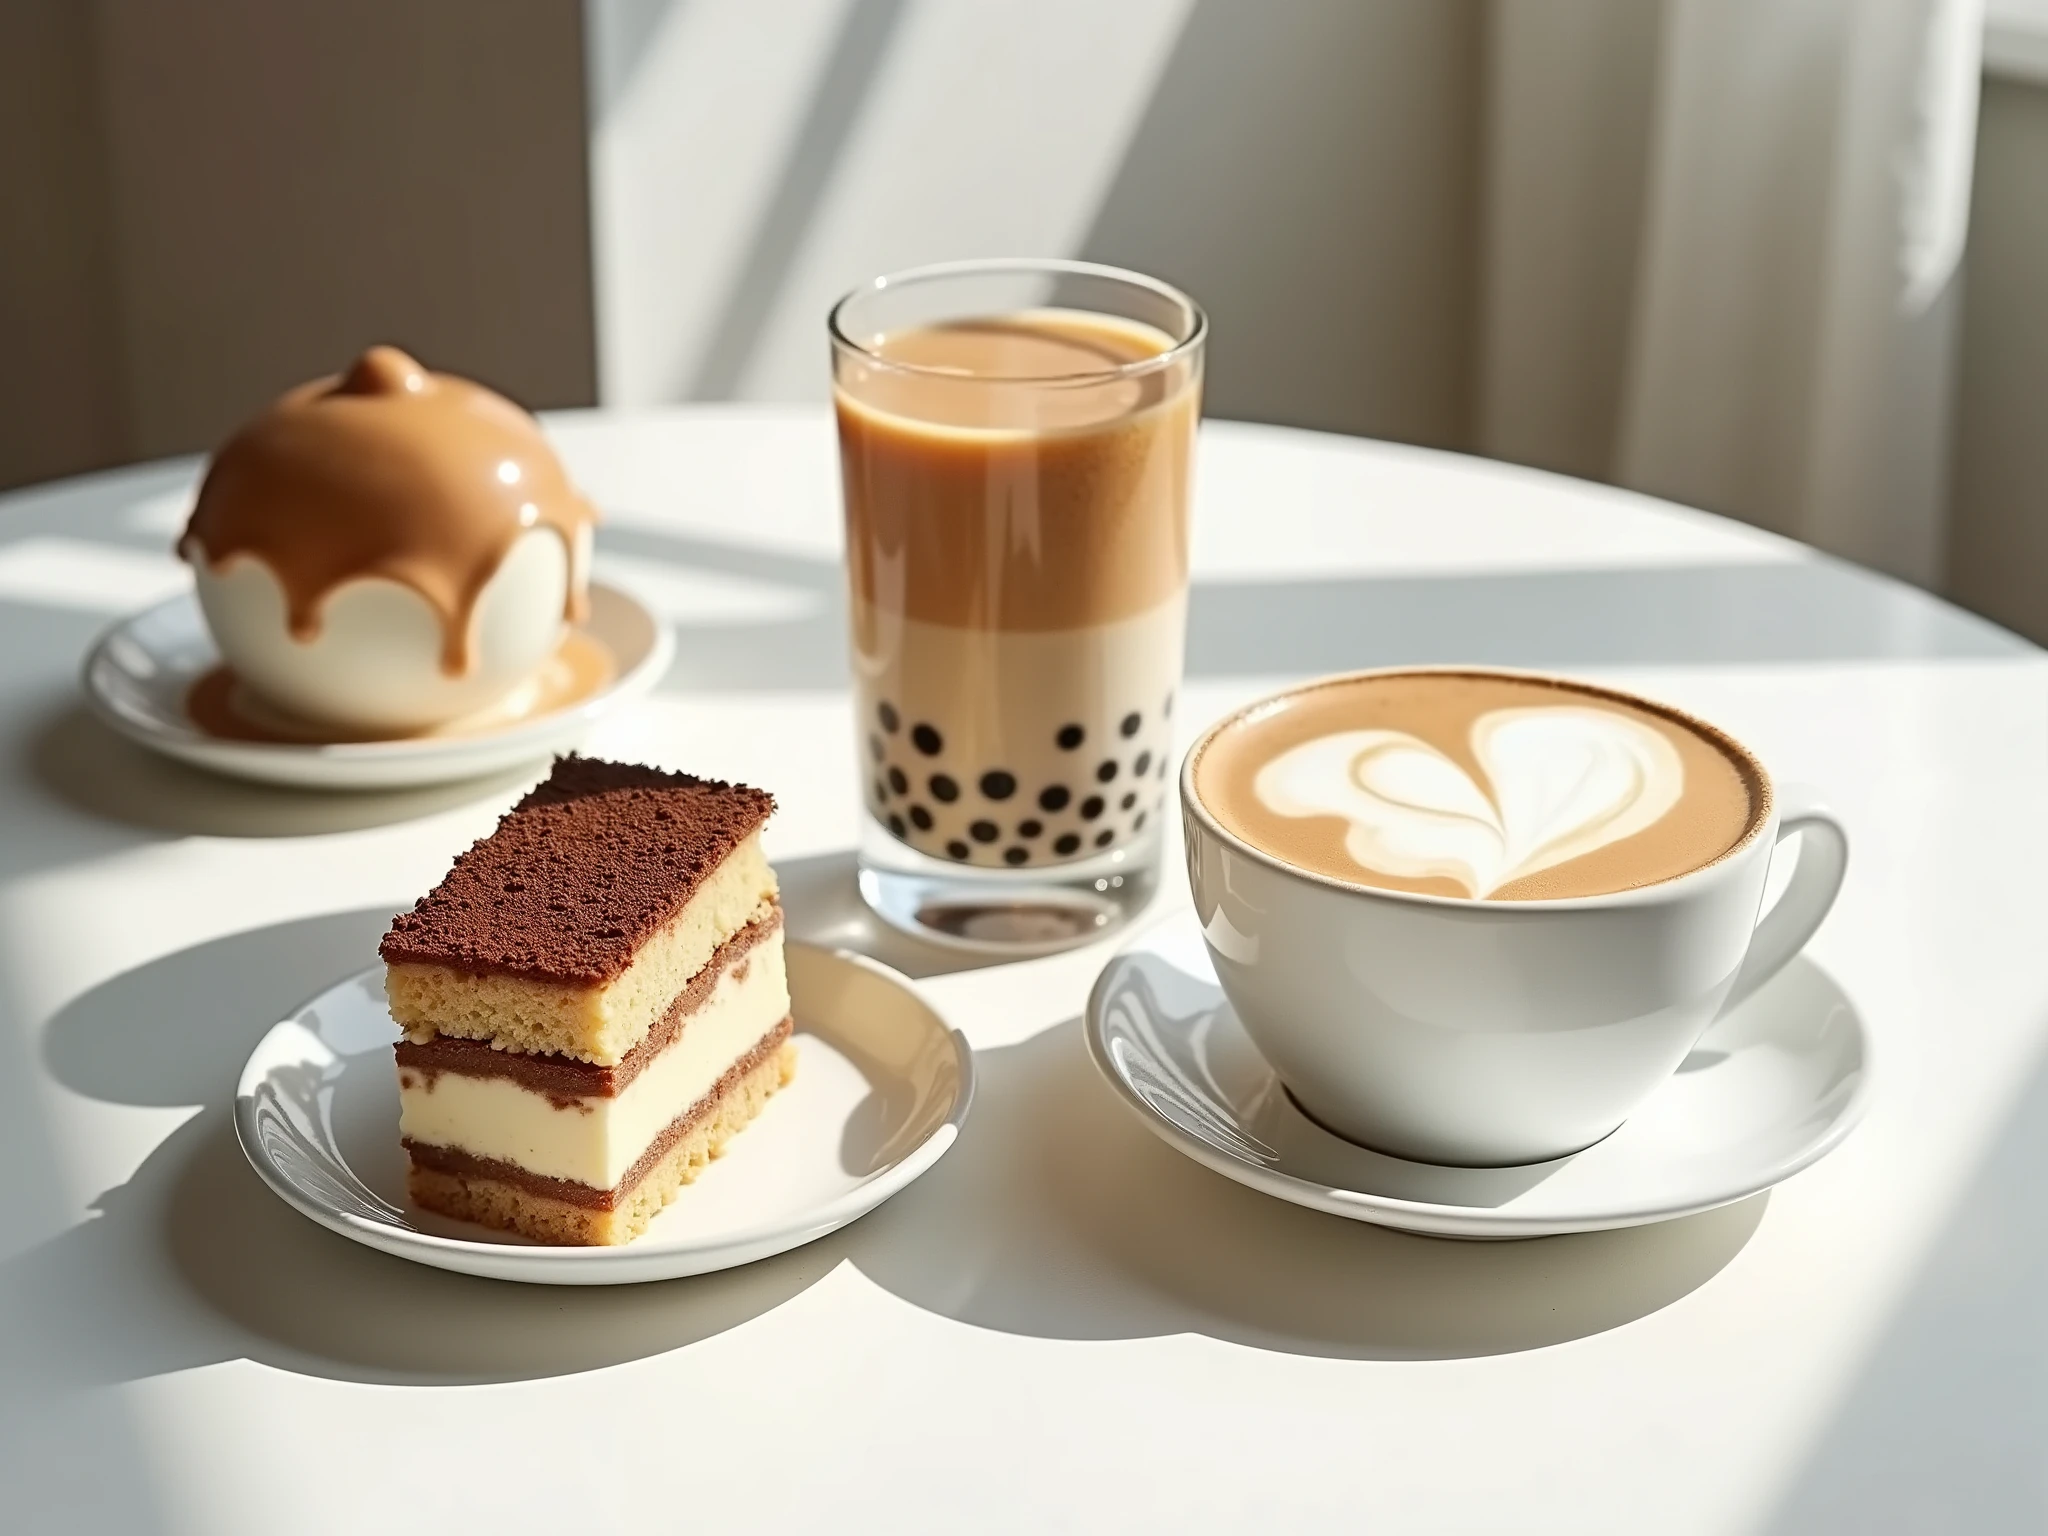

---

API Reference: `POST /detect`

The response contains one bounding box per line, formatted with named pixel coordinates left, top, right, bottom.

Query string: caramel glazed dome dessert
left=179, top=346, right=598, bottom=735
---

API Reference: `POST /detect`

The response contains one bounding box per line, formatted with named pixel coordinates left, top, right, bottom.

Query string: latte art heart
left=1252, top=705, right=1685, bottom=897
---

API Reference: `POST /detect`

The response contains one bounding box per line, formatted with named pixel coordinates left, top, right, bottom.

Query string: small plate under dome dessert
left=80, top=346, right=673, bottom=790
left=84, top=578, right=671, bottom=790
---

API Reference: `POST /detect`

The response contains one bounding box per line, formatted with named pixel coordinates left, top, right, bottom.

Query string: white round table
left=1, top=409, right=2041, bottom=1534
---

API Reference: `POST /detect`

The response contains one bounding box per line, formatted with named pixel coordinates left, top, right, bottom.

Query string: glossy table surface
left=1, top=409, right=2042, bottom=1534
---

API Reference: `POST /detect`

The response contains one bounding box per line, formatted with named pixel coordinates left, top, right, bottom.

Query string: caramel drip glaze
left=180, top=346, right=598, bottom=676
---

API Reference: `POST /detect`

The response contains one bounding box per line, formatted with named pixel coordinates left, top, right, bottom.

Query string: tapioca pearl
left=868, top=733, right=885, bottom=763
left=1003, top=847, right=1029, bottom=866
left=946, top=839, right=970, bottom=860
left=929, top=773, right=959, bottom=803
left=1094, top=829, right=1115, bottom=849
left=1133, top=750, right=1152, bottom=778
left=1120, top=791, right=1137, bottom=811
left=979, top=769, right=1016, bottom=801
left=912, top=723, right=943, bottom=756
left=873, top=777, right=889, bottom=804
left=1053, top=832, right=1082, bottom=856
left=1080, top=795, right=1105, bottom=821
left=1056, top=723, right=1085, bottom=750
left=886, top=813, right=907, bottom=838
left=1163, top=691, right=1174, bottom=717
left=1038, top=784, right=1070, bottom=812
left=1017, top=818, right=1043, bottom=838
left=879, top=701, right=900, bottom=734
left=1121, top=712, right=1141, bottom=738
left=1158, top=755, right=1170, bottom=780
left=969, top=819, right=1000, bottom=843
left=1096, top=759, right=1119, bottom=784
left=887, top=765, right=908, bottom=795
left=1133, top=810, right=1148, bottom=832
left=908, top=805, right=934, bottom=832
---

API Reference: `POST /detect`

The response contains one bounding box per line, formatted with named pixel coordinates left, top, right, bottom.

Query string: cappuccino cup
left=1181, top=668, right=1849, bottom=1166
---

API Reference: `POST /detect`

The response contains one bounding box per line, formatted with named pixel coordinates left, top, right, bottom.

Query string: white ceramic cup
left=1180, top=670, right=1849, bottom=1167
left=188, top=526, right=581, bottom=735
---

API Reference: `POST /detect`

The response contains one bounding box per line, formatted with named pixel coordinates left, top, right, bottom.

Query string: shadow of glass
left=837, top=1017, right=1767, bottom=1360
left=774, top=846, right=1015, bottom=981
left=17, top=907, right=830, bottom=1386
left=24, top=705, right=545, bottom=838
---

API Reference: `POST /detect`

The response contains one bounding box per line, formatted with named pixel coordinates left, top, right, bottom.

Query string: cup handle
left=1721, top=784, right=1849, bottom=1012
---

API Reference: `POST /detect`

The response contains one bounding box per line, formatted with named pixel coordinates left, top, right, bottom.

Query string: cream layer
left=385, top=831, right=778, bottom=1063
left=854, top=597, right=1184, bottom=868
left=397, top=935, right=790, bottom=1188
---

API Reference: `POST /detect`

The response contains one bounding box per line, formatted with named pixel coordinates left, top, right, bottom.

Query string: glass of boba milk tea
left=830, top=259, right=1205, bottom=951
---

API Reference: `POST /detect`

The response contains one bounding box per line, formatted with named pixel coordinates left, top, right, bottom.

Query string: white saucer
left=1085, top=913, right=1870, bottom=1239
left=235, top=942, right=974, bottom=1284
left=82, top=580, right=674, bottom=791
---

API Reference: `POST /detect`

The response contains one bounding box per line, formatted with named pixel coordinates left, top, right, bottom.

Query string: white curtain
left=1481, top=0, right=1984, bottom=586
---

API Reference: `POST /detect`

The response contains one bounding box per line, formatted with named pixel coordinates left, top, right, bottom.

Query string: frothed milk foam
left=837, top=311, right=1198, bottom=869
left=1195, top=671, right=1764, bottom=901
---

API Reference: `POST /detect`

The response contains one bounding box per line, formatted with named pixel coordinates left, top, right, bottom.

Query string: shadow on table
left=8, top=908, right=840, bottom=1387
left=775, top=847, right=1021, bottom=979
left=1760, top=1029, right=2048, bottom=1534
left=1180, top=560, right=2025, bottom=674
left=10, top=899, right=1764, bottom=1389
left=22, top=703, right=545, bottom=839
left=600, top=520, right=2024, bottom=698
left=834, top=1014, right=1764, bottom=1360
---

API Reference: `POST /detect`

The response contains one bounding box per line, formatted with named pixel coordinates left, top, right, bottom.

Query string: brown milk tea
left=836, top=311, right=1200, bottom=869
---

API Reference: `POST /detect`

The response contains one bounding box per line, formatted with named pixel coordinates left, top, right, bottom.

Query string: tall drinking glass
left=830, top=259, right=1205, bottom=951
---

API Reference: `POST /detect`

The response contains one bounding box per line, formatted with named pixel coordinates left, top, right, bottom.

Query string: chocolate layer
left=403, top=1018, right=792, bottom=1209
left=379, top=756, right=775, bottom=985
left=393, top=911, right=781, bottom=1098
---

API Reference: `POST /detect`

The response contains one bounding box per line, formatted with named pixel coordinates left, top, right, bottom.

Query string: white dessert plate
left=81, top=579, right=674, bottom=791
left=1085, top=913, right=1870, bottom=1240
left=235, top=942, right=974, bottom=1284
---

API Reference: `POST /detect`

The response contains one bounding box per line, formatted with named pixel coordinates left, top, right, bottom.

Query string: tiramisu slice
left=381, top=756, right=796, bottom=1245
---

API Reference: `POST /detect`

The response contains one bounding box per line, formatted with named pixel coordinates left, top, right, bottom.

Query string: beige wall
left=1080, top=0, right=1482, bottom=445
left=1945, top=75, right=2048, bottom=643
left=6, top=0, right=2047, bottom=649
left=585, top=0, right=1483, bottom=448
left=0, top=0, right=597, bottom=491
left=1474, top=0, right=1660, bottom=484
left=0, top=1, right=126, bottom=489
left=5, top=0, right=1488, bottom=483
